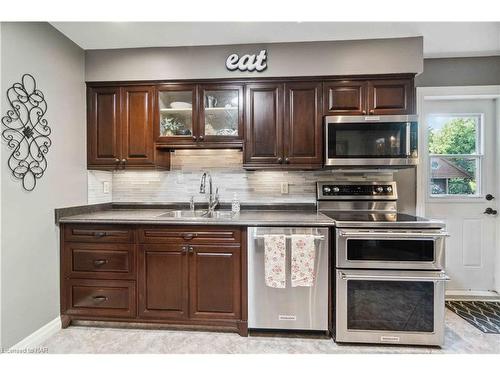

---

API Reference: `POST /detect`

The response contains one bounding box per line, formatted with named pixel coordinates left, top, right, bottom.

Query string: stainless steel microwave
left=325, top=115, right=418, bottom=166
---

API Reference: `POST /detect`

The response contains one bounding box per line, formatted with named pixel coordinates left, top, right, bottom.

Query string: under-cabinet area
left=60, top=224, right=248, bottom=336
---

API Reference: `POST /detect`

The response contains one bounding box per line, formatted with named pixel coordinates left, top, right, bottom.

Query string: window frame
left=426, top=113, right=484, bottom=200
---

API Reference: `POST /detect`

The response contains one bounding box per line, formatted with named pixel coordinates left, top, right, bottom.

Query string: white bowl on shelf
left=170, top=102, right=192, bottom=109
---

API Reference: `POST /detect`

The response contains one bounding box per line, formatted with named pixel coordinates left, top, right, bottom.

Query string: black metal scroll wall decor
left=1, top=74, right=51, bottom=191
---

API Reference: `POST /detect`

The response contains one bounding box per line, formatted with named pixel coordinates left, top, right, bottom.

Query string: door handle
left=486, top=194, right=495, bottom=201
left=484, top=207, right=498, bottom=215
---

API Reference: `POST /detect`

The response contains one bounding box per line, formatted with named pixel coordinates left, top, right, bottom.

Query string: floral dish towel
left=264, top=234, right=286, bottom=288
left=291, top=235, right=316, bottom=287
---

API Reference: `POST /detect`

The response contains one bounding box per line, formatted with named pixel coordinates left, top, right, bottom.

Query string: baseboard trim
left=446, top=289, right=500, bottom=301
left=8, top=316, right=61, bottom=352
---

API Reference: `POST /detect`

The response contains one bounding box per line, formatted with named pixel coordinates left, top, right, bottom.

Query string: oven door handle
left=338, top=231, right=449, bottom=239
left=339, top=272, right=450, bottom=282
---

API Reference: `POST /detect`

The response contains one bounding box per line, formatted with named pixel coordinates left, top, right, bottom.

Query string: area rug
left=446, top=300, right=500, bottom=334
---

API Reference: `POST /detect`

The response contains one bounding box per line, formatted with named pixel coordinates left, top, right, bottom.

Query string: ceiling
left=51, top=22, right=500, bottom=58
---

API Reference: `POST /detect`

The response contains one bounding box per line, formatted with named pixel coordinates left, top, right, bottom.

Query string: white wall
left=85, top=37, right=423, bottom=81
left=0, top=22, right=87, bottom=348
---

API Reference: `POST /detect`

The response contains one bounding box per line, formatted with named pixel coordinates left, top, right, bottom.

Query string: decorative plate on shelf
left=170, top=102, right=192, bottom=109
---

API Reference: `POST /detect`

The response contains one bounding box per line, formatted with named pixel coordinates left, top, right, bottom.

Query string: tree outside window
left=428, top=116, right=481, bottom=196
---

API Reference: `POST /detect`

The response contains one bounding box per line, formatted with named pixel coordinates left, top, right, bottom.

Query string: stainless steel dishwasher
left=248, top=227, right=329, bottom=331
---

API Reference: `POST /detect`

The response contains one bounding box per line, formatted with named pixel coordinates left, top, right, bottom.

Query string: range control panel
left=317, top=182, right=397, bottom=200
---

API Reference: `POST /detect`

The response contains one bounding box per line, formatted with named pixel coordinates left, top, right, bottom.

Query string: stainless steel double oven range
left=317, top=181, right=449, bottom=346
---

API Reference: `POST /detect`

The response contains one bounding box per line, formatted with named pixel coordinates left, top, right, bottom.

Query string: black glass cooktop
left=321, top=212, right=444, bottom=228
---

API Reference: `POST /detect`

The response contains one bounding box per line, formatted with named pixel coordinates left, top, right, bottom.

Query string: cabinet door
left=198, top=84, right=243, bottom=145
left=138, top=244, right=189, bottom=319
left=244, top=83, right=284, bottom=166
left=284, top=82, right=323, bottom=166
left=189, top=245, right=241, bottom=321
left=121, top=86, right=155, bottom=167
left=155, top=84, right=197, bottom=145
left=323, top=81, right=367, bottom=115
left=368, top=79, right=413, bottom=115
left=87, top=87, right=121, bottom=167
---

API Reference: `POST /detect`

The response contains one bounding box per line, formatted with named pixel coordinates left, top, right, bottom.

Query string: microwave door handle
left=406, top=122, right=411, bottom=156
left=339, top=272, right=450, bottom=282
left=338, top=231, right=449, bottom=238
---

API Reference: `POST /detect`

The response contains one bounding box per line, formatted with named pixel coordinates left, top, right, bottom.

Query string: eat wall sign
left=225, top=50, right=268, bottom=72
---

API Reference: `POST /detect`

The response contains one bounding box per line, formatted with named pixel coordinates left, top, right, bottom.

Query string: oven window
left=328, top=123, right=407, bottom=158
left=347, top=280, right=434, bottom=332
left=347, top=239, right=435, bottom=262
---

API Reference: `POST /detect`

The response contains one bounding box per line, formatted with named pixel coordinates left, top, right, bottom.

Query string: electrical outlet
left=103, top=181, right=110, bottom=194
left=280, top=182, right=289, bottom=194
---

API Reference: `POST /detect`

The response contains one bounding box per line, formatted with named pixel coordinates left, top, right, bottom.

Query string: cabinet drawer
left=64, top=279, right=136, bottom=318
left=64, top=224, right=134, bottom=243
left=63, top=243, right=135, bottom=279
left=139, top=226, right=241, bottom=244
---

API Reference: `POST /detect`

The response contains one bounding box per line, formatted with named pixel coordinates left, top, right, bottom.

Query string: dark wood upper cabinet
left=244, top=83, right=284, bottom=166
left=87, top=87, right=122, bottom=167
left=138, top=244, right=189, bottom=320
left=155, top=84, right=198, bottom=146
left=324, top=76, right=414, bottom=116
left=323, top=81, right=367, bottom=115
left=284, top=82, right=323, bottom=166
left=198, top=83, right=244, bottom=146
left=121, top=86, right=155, bottom=167
left=88, top=85, right=168, bottom=170
left=189, top=245, right=241, bottom=321
left=368, top=78, right=413, bottom=115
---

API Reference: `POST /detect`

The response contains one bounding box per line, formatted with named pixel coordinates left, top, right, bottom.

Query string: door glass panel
left=203, top=90, right=239, bottom=137
left=328, top=123, right=407, bottom=158
left=347, top=239, right=434, bottom=262
left=347, top=280, right=434, bottom=332
left=427, top=115, right=481, bottom=196
left=158, top=91, right=193, bottom=137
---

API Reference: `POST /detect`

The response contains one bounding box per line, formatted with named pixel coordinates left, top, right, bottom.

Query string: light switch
left=280, top=182, right=289, bottom=194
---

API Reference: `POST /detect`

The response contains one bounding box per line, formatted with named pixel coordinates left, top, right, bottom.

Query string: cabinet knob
left=362, top=110, right=367, bottom=115
left=181, top=246, right=187, bottom=254
left=198, top=136, right=204, bottom=141
left=188, top=245, right=194, bottom=254
left=277, top=157, right=283, bottom=163
left=285, top=157, right=290, bottom=164
left=192, top=136, right=197, bottom=141
left=369, top=109, right=374, bottom=114
left=115, top=158, right=120, bottom=163
left=121, top=158, right=127, bottom=163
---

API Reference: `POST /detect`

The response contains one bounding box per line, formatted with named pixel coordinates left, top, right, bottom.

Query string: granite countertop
left=56, top=203, right=336, bottom=227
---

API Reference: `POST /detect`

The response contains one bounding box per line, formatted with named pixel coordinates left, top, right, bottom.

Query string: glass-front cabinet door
left=198, top=84, right=243, bottom=144
left=157, top=84, right=197, bottom=143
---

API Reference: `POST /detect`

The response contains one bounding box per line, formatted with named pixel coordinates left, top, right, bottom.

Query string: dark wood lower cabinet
left=138, top=244, right=189, bottom=320
left=60, top=224, right=247, bottom=336
left=189, top=245, right=241, bottom=321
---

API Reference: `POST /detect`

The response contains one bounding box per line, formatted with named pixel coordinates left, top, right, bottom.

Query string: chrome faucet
left=199, top=172, right=219, bottom=215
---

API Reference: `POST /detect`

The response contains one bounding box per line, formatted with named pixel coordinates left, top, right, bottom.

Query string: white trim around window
left=416, top=85, right=500, bottom=216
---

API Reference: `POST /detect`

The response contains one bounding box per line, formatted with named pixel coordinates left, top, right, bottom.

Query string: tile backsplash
left=89, top=149, right=396, bottom=205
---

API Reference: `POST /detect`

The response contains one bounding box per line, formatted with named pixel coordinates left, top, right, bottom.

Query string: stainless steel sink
left=157, top=210, right=234, bottom=219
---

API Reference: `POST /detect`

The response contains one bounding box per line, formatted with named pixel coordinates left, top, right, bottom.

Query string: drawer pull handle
left=183, top=233, right=196, bottom=240
left=94, top=232, right=106, bottom=238
left=93, top=259, right=108, bottom=266
left=93, top=296, right=108, bottom=302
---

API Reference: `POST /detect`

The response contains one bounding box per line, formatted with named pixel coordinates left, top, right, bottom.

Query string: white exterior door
left=419, top=94, right=499, bottom=294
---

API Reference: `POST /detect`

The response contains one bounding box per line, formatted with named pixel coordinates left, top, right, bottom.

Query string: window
left=427, top=114, right=482, bottom=197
